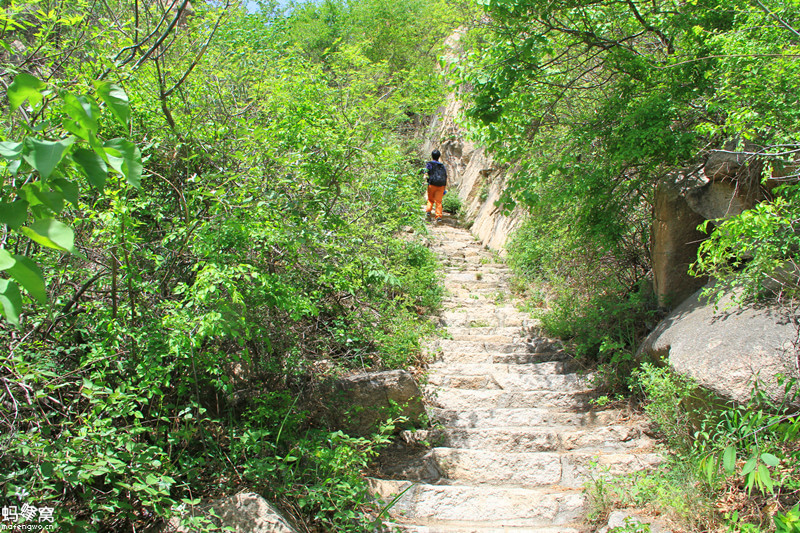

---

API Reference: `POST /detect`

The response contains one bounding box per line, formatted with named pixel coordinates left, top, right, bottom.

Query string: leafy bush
left=442, top=192, right=462, bottom=216
left=600, top=365, right=800, bottom=531
left=508, top=210, right=656, bottom=392
left=692, top=183, right=800, bottom=307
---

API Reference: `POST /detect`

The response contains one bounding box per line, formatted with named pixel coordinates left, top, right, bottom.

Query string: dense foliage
left=0, top=0, right=459, bottom=530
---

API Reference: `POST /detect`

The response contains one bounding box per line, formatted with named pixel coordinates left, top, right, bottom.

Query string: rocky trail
left=369, top=219, right=663, bottom=532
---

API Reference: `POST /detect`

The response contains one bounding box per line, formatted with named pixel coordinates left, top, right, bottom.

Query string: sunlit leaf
left=22, top=137, right=75, bottom=179
left=761, top=452, right=780, bottom=467
left=723, top=446, right=736, bottom=474
left=742, top=456, right=757, bottom=475
left=0, top=249, right=15, bottom=270
left=0, top=141, right=23, bottom=159
left=104, top=138, right=142, bottom=188
left=95, top=81, right=130, bottom=126
left=0, top=279, right=22, bottom=326
left=63, top=93, right=101, bottom=133
left=21, top=218, right=77, bottom=253
left=758, top=463, right=774, bottom=493
left=8, top=73, right=45, bottom=111
left=5, top=255, right=46, bottom=303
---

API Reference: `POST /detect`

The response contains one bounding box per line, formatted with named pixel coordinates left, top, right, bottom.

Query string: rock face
left=331, top=370, right=425, bottom=436
left=652, top=148, right=768, bottom=308
left=652, top=173, right=709, bottom=307
left=369, top=220, right=662, bottom=531
left=640, top=287, right=799, bottom=406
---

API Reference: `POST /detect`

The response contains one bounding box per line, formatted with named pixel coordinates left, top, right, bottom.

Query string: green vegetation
left=588, top=365, right=800, bottom=531
left=0, top=0, right=460, bottom=530
left=442, top=190, right=462, bottom=216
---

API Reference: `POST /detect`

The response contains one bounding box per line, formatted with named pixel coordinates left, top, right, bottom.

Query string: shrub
left=442, top=192, right=462, bottom=215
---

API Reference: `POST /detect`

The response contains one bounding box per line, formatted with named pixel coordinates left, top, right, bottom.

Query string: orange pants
left=426, top=185, right=445, bottom=219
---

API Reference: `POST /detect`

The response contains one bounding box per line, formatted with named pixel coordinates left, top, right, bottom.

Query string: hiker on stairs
left=425, top=149, right=447, bottom=223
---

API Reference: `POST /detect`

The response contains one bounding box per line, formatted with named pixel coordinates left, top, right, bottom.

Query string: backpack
left=428, top=161, right=447, bottom=186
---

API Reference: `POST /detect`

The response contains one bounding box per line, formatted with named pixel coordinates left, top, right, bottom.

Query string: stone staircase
left=369, top=220, right=661, bottom=532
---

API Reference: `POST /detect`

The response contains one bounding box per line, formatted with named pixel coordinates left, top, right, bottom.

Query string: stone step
left=426, top=362, right=571, bottom=377
left=428, top=407, right=623, bottom=429
left=442, top=293, right=513, bottom=304
left=389, top=447, right=663, bottom=488
left=444, top=325, right=542, bottom=339
left=431, top=350, right=570, bottom=365
left=426, top=372, right=590, bottom=392
left=405, top=425, right=649, bottom=454
left=369, top=479, right=585, bottom=526
left=441, top=311, right=532, bottom=329
left=444, top=333, right=532, bottom=344
left=428, top=388, right=595, bottom=410
left=445, top=272, right=507, bottom=284
left=436, top=339, right=557, bottom=355
left=386, top=522, right=583, bottom=532
left=491, top=351, right=573, bottom=365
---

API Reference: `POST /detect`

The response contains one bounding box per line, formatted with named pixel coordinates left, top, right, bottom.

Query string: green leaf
left=52, top=178, right=79, bottom=207
left=95, top=82, right=130, bottom=126
left=21, top=218, right=77, bottom=253
left=0, top=279, right=22, bottom=326
left=40, top=462, right=54, bottom=478
left=0, top=200, right=29, bottom=229
left=742, top=456, right=757, bottom=476
left=23, top=184, right=65, bottom=214
left=104, top=139, right=142, bottom=188
left=761, top=452, right=781, bottom=467
left=63, top=93, right=101, bottom=133
left=22, top=137, right=75, bottom=179
left=6, top=255, right=46, bottom=303
left=0, top=249, right=16, bottom=270
left=71, top=148, right=108, bottom=190
left=0, top=141, right=23, bottom=159
left=723, top=446, right=737, bottom=474
left=8, top=73, right=46, bottom=111
left=758, top=463, right=774, bottom=493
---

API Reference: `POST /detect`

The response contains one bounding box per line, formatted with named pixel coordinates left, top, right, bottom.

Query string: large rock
left=684, top=179, right=754, bottom=221
left=652, top=163, right=766, bottom=309
left=640, top=287, right=799, bottom=406
left=162, top=492, right=297, bottom=533
left=210, top=493, right=296, bottom=533
left=652, top=173, right=708, bottom=307
left=704, top=140, right=763, bottom=183
left=330, top=370, right=425, bottom=436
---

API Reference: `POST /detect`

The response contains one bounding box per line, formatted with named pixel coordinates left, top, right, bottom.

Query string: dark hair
left=431, top=149, right=441, bottom=160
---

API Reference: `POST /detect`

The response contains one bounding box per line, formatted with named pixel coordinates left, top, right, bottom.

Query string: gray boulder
left=599, top=510, right=674, bottom=533
left=330, top=370, right=425, bottom=436
left=161, top=492, right=297, bottom=533
left=640, top=287, right=799, bottom=406
left=211, top=493, right=297, bottom=533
